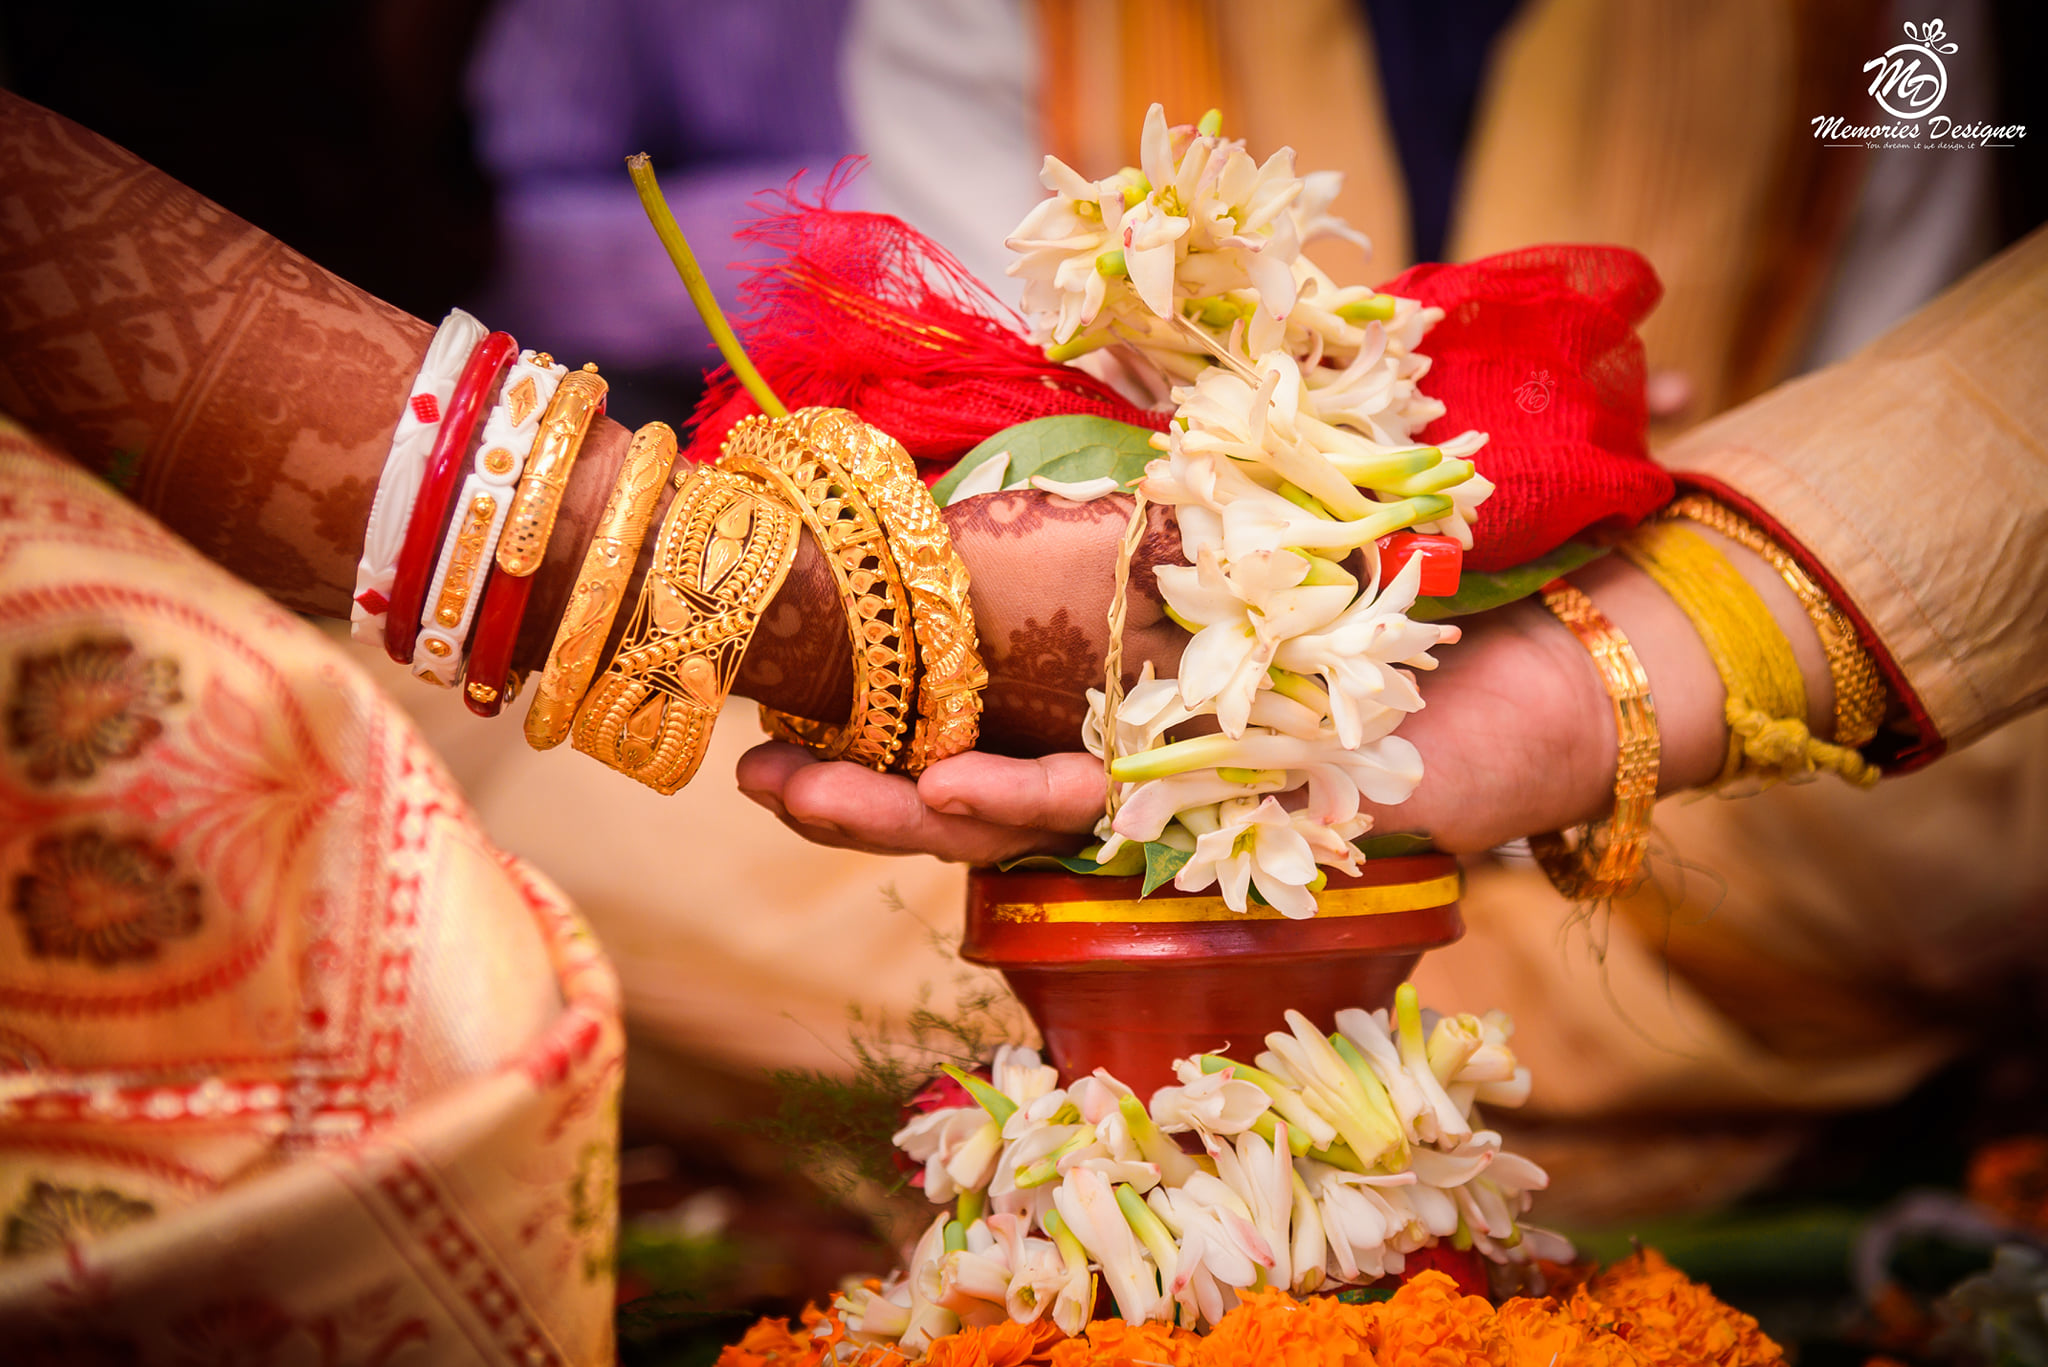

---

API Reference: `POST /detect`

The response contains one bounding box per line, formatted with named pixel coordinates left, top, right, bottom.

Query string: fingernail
left=932, top=799, right=979, bottom=818
left=740, top=788, right=786, bottom=818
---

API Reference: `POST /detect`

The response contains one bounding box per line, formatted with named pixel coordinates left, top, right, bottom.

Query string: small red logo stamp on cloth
left=1513, top=369, right=1555, bottom=414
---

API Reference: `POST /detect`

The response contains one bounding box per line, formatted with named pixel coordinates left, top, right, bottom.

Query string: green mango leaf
left=1411, top=540, right=1610, bottom=621
left=930, top=415, right=1160, bottom=505
left=998, top=839, right=1145, bottom=878
left=1140, top=841, right=1193, bottom=896
left=1352, top=832, right=1436, bottom=859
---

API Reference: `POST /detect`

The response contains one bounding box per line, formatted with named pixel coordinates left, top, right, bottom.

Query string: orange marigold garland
left=719, top=1260, right=1785, bottom=1367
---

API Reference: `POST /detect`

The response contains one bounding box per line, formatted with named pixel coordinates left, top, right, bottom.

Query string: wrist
left=1570, top=551, right=1728, bottom=795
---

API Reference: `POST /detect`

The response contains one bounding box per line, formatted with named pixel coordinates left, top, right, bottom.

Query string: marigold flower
left=1194, top=1287, right=1376, bottom=1367
left=1049, top=1317, right=1201, bottom=1367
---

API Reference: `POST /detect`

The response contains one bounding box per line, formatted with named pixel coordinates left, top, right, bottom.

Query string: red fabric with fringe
left=1382, top=246, right=1673, bottom=572
left=684, top=178, right=1669, bottom=569
left=682, top=172, right=1167, bottom=470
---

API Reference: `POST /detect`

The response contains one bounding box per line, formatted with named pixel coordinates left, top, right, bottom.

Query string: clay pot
left=960, top=854, right=1463, bottom=1099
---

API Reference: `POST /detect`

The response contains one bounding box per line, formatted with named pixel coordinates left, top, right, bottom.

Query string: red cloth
left=686, top=181, right=1668, bottom=569
left=1383, top=246, right=1672, bottom=572
left=682, top=170, right=1167, bottom=469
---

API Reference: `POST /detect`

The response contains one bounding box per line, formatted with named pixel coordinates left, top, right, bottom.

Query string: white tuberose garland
left=841, top=991, right=1566, bottom=1351
left=1005, top=105, right=1496, bottom=917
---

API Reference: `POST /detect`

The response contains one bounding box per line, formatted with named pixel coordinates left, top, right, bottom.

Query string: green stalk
left=1376, top=459, right=1473, bottom=498
left=1331, top=1034, right=1408, bottom=1166
left=1118, top=1096, right=1204, bottom=1184
left=1275, top=481, right=1338, bottom=519
left=1095, top=248, right=1128, bottom=278
left=1267, top=667, right=1332, bottom=713
left=1197, top=1055, right=1334, bottom=1146
left=1045, top=331, right=1117, bottom=363
left=1308, top=1138, right=1368, bottom=1173
left=1296, top=553, right=1357, bottom=588
left=1355, top=494, right=1454, bottom=542
left=940, top=1064, right=1018, bottom=1128
left=1116, top=1183, right=1179, bottom=1283
left=1250, top=1109, right=1314, bottom=1157
left=627, top=154, right=786, bottom=419
left=1109, top=732, right=1247, bottom=784
left=956, top=1187, right=986, bottom=1227
left=1337, top=293, right=1398, bottom=323
left=1326, top=446, right=1440, bottom=488
left=943, top=1219, right=968, bottom=1254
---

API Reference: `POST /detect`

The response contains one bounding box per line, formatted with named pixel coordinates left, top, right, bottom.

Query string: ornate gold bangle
left=1527, top=579, right=1660, bottom=902
left=718, top=409, right=919, bottom=772
left=1664, top=493, right=1886, bottom=749
left=496, top=363, right=607, bottom=577
left=570, top=463, right=801, bottom=793
left=523, top=420, right=679, bottom=750
left=814, top=412, right=985, bottom=772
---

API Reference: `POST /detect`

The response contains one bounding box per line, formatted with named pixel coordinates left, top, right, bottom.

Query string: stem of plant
left=627, top=153, right=788, bottom=418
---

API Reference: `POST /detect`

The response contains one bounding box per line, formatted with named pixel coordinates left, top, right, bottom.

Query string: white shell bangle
left=409, top=349, right=568, bottom=684
left=350, top=308, right=487, bottom=647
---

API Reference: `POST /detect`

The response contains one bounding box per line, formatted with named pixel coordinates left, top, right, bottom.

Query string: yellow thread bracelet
left=1619, top=521, right=1876, bottom=791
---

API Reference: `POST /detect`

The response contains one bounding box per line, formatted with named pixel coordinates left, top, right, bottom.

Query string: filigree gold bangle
left=570, top=463, right=801, bottom=793
left=523, top=421, right=679, bottom=750
left=1664, top=493, right=1886, bottom=749
left=1527, top=579, right=1660, bottom=901
left=810, top=411, right=985, bottom=772
left=718, top=409, right=918, bottom=772
left=496, top=363, right=607, bottom=577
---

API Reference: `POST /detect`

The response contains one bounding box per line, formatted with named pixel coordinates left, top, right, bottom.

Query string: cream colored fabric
left=367, top=661, right=973, bottom=1085
left=1661, top=227, right=2048, bottom=752
left=0, top=422, right=623, bottom=1361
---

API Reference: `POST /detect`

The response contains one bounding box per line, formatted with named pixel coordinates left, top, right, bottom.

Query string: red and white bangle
left=351, top=308, right=487, bottom=647
left=384, top=331, right=518, bottom=665
left=410, top=349, right=569, bottom=684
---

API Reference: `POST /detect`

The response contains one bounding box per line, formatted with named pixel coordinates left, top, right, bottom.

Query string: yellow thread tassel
left=1620, top=522, right=1876, bottom=791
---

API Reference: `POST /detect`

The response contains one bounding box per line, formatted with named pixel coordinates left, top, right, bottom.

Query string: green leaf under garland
left=1352, top=831, right=1435, bottom=859
left=999, top=831, right=1435, bottom=888
left=1141, top=841, right=1193, bottom=895
left=1411, top=539, right=1610, bottom=621
left=930, top=415, right=1159, bottom=504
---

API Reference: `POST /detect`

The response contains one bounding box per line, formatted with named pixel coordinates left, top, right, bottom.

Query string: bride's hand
left=733, top=553, right=1747, bottom=863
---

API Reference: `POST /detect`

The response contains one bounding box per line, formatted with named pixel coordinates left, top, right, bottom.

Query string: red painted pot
left=961, top=854, right=1463, bottom=1099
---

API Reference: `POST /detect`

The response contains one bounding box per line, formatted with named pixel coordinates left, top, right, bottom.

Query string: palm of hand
left=735, top=597, right=1611, bottom=864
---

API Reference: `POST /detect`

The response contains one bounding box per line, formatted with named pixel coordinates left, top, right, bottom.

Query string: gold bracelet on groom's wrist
left=1528, top=578, right=1661, bottom=902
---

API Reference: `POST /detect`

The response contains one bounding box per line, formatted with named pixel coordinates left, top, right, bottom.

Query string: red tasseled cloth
left=684, top=176, right=1670, bottom=569
left=1382, top=246, right=1673, bottom=571
left=681, top=172, right=1167, bottom=469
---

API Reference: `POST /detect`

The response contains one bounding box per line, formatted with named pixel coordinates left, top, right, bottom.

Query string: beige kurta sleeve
left=1658, top=225, right=2048, bottom=766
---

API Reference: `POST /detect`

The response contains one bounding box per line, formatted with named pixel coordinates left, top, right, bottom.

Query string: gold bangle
left=814, top=413, right=985, bottom=772
left=570, top=463, right=801, bottom=793
left=718, top=409, right=919, bottom=772
left=1664, top=494, right=1886, bottom=749
left=497, top=363, right=607, bottom=577
left=1527, top=579, right=1660, bottom=902
left=523, top=420, right=679, bottom=750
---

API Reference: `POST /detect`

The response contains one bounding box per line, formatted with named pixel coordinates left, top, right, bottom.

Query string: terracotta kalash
left=961, top=855, right=1463, bottom=1098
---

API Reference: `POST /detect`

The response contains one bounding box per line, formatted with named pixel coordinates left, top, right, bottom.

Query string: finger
left=915, top=752, right=1108, bottom=833
left=734, top=741, right=822, bottom=814
left=780, top=760, right=1085, bottom=864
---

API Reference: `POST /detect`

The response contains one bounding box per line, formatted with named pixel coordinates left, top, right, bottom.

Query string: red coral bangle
left=383, top=330, right=517, bottom=664
left=460, top=567, right=535, bottom=717
left=462, top=366, right=609, bottom=716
